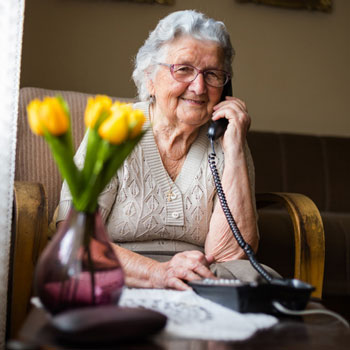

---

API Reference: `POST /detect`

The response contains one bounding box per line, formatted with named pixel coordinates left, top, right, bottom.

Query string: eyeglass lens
left=171, top=64, right=228, bottom=87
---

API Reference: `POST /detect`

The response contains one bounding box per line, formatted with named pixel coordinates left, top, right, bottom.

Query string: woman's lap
left=142, top=253, right=281, bottom=282
left=210, top=259, right=281, bottom=281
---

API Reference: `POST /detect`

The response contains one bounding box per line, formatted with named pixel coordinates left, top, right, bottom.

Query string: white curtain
left=0, top=0, right=25, bottom=348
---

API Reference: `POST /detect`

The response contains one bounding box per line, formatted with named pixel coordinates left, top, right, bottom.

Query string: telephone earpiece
left=207, top=118, right=228, bottom=141
left=207, top=79, right=232, bottom=140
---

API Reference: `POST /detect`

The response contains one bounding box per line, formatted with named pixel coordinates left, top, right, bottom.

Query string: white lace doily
left=119, top=287, right=278, bottom=341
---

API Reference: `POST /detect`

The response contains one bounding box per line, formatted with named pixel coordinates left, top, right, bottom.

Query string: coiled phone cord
left=208, top=144, right=273, bottom=283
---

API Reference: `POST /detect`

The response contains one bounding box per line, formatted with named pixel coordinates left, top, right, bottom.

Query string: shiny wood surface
left=256, top=192, right=325, bottom=299
left=8, top=182, right=48, bottom=339
left=10, top=303, right=350, bottom=350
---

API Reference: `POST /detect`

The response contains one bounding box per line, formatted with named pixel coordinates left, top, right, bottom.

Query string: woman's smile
left=180, top=96, right=206, bottom=106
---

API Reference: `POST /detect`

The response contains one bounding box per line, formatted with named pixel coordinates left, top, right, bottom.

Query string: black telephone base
left=189, top=278, right=314, bottom=315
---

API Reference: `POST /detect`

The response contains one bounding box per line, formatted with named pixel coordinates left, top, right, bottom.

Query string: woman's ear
left=146, top=77, right=155, bottom=97
left=145, top=67, right=156, bottom=96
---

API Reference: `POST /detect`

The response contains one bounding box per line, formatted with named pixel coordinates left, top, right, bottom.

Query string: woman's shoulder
left=132, top=101, right=149, bottom=117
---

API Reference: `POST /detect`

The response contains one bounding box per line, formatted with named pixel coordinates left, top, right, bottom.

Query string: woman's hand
left=149, top=251, right=216, bottom=291
left=211, top=96, right=251, bottom=152
left=205, top=96, right=259, bottom=262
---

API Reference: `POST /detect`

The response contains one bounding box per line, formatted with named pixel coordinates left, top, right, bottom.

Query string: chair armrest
left=8, top=181, right=48, bottom=338
left=256, top=192, right=325, bottom=299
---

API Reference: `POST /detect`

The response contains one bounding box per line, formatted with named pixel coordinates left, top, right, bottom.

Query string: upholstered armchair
left=7, top=87, right=325, bottom=338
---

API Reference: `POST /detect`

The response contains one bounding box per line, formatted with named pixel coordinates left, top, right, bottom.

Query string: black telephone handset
left=190, top=80, right=315, bottom=315
left=207, top=79, right=232, bottom=141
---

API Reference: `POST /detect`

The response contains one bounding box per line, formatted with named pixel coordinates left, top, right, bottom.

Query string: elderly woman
left=57, top=10, right=276, bottom=290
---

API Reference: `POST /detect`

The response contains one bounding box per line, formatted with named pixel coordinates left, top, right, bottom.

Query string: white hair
left=132, top=10, right=235, bottom=101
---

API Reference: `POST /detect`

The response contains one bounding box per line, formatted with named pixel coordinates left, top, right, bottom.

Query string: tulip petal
left=27, top=99, right=44, bottom=135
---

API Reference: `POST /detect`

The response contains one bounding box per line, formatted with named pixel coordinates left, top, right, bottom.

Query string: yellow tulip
left=40, top=97, right=70, bottom=136
left=109, top=102, right=145, bottom=138
left=27, top=97, right=69, bottom=136
left=27, top=99, right=44, bottom=135
left=84, top=95, right=112, bottom=128
left=98, top=110, right=128, bottom=145
left=128, top=109, right=146, bottom=138
left=111, top=101, right=128, bottom=111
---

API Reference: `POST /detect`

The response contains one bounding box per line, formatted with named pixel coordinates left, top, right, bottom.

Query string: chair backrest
left=16, top=87, right=135, bottom=222
left=247, top=131, right=350, bottom=213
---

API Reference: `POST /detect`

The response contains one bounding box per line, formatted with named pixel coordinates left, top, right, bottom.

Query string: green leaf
left=44, top=131, right=81, bottom=207
left=100, top=132, right=144, bottom=189
left=76, top=140, right=113, bottom=212
left=75, top=132, right=145, bottom=213
left=56, top=95, right=74, bottom=154
left=82, top=128, right=102, bottom=184
left=93, top=110, right=110, bottom=130
left=81, top=110, right=111, bottom=188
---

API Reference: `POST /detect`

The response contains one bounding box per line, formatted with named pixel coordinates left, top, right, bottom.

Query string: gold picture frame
left=115, top=0, right=174, bottom=4
left=236, top=0, right=332, bottom=12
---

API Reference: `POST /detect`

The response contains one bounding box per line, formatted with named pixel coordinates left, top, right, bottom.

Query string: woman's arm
left=205, top=96, right=259, bottom=262
left=112, top=244, right=215, bottom=290
left=57, top=219, right=216, bottom=290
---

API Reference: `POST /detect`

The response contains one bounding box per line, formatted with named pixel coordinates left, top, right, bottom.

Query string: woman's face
left=149, top=36, right=225, bottom=128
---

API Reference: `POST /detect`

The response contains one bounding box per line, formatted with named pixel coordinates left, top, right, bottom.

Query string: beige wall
left=21, top=0, right=350, bottom=136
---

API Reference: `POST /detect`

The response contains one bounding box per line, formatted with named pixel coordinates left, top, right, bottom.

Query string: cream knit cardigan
left=57, top=102, right=256, bottom=255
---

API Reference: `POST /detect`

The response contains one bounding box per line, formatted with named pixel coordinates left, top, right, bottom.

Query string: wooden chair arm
left=8, top=181, right=48, bottom=338
left=255, top=192, right=325, bottom=299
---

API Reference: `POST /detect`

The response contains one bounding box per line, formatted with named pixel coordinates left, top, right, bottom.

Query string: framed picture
left=236, top=0, right=332, bottom=12
left=115, top=0, right=174, bottom=4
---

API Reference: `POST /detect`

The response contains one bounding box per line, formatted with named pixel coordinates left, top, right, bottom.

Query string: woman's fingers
left=212, top=101, right=249, bottom=123
left=211, top=97, right=251, bottom=142
left=176, top=253, right=215, bottom=278
left=213, top=107, right=250, bottom=135
left=213, top=96, right=247, bottom=113
left=192, top=264, right=215, bottom=279
left=205, top=254, right=215, bottom=264
left=171, top=266, right=203, bottom=282
left=154, top=251, right=216, bottom=290
left=167, top=276, right=191, bottom=291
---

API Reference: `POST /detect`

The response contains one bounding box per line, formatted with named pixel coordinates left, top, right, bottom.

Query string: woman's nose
left=189, top=72, right=207, bottom=95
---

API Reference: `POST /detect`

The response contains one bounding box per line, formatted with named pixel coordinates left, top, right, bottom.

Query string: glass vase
left=34, top=207, right=124, bottom=314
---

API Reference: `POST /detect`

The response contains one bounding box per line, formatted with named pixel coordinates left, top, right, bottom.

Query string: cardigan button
left=171, top=212, right=180, bottom=219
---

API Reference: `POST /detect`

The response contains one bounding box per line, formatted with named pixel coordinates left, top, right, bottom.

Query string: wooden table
left=8, top=303, right=350, bottom=350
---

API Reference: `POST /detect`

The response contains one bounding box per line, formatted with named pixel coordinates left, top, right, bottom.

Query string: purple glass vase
left=34, top=207, right=124, bottom=314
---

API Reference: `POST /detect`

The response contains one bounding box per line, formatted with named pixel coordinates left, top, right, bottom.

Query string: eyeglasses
left=158, top=63, right=231, bottom=88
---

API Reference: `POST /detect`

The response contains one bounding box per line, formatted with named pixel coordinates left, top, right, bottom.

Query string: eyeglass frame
left=157, top=63, right=231, bottom=88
